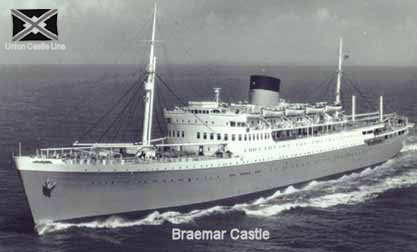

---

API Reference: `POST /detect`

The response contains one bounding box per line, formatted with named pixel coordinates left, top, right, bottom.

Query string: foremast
left=335, top=37, right=343, bottom=106
left=142, top=3, right=158, bottom=146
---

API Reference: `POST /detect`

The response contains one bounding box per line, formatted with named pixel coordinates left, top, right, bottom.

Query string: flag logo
left=11, top=9, right=58, bottom=41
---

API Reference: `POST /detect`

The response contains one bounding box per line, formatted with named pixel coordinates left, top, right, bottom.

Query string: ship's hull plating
left=17, top=135, right=405, bottom=225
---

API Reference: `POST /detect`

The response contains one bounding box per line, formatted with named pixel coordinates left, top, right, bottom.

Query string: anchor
left=42, top=178, right=56, bottom=197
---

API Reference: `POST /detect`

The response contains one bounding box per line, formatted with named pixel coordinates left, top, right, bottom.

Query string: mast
left=379, top=95, right=384, bottom=122
left=335, top=37, right=343, bottom=105
left=213, top=88, right=221, bottom=106
left=142, top=3, right=157, bottom=146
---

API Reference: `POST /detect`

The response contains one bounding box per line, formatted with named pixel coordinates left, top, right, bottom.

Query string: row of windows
left=195, top=127, right=354, bottom=142
left=196, top=132, right=271, bottom=141
left=168, top=130, right=185, bottom=138
left=362, top=130, right=374, bottom=135
left=169, top=127, right=401, bottom=142
left=189, top=109, right=224, bottom=114
left=167, top=118, right=250, bottom=128
left=90, top=171, right=261, bottom=185
left=230, top=121, right=246, bottom=127
left=91, top=175, right=221, bottom=185
left=167, top=118, right=216, bottom=125
left=89, top=165, right=306, bottom=185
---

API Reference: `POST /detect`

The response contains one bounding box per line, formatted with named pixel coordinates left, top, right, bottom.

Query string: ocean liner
left=14, top=4, right=413, bottom=229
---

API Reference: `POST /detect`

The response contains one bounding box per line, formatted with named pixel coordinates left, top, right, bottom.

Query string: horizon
left=1, top=0, right=417, bottom=66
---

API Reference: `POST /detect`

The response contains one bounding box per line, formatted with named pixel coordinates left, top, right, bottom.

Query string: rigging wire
left=155, top=83, right=167, bottom=136
left=158, top=15, right=219, bottom=97
left=79, top=71, right=146, bottom=140
left=325, top=74, right=337, bottom=104
left=304, top=72, right=337, bottom=103
left=154, top=97, right=165, bottom=137
left=98, top=81, right=144, bottom=142
left=121, top=84, right=144, bottom=141
left=343, top=76, right=377, bottom=111
left=111, top=85, right=143, bottom=142
left=344, top=75, right=396, bottom=113
left=62, top=14, right=151, bottom=132
left=158, top=22, right=208, bottom=100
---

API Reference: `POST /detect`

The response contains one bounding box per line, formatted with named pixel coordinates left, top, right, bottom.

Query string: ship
left=14, top=4, right=414, bottom=230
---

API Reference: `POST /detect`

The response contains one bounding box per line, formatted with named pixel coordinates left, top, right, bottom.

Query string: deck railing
left=34, top=112, right=408, bottom=164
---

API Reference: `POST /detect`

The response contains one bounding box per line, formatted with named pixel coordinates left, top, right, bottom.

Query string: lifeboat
left=325, top=105, right=342, bottom=112
left=305, top=106, right=325, bottom=114
left=262, top=109, right=284, bottom=117
left=285, top=108, right=305, bottom=116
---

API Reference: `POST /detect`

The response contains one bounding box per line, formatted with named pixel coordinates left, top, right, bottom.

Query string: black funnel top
left=250, top=75, right=280, bottom=92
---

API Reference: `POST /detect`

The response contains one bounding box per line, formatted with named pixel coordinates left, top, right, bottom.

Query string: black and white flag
left=11, top=9, right=58, bottom=41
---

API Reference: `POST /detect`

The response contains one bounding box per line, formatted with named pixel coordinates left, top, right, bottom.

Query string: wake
left=401, top=143, right=417, bottom=152
left=37, top=143, right=417, bottom=235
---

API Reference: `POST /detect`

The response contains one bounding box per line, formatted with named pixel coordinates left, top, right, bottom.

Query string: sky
left=1, top=0, right=417, bottom=65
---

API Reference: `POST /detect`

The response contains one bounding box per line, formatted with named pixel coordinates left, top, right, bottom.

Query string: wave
left=242, top=167, right=417, bottom=217
left=401, top=143, right=417, bottom=153
left=37, top=150, right=417, bottom=235
left=36, top=206, right=234, bottom=235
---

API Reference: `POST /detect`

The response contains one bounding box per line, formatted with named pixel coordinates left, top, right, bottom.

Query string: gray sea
left=0, top=64, right=417, bottom=252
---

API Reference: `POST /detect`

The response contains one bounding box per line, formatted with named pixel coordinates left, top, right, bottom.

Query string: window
left=232, top=134, right=236, bottom=141
left=217, top=133, right=221, bottom=140
left=249, top=134, right=251, bottom=141
left=167, top=118, right=171, bottom=123
left=244, top=134, right=247, bottom=141
left=177, top=131, right=180, bottom=137
left=182, top=131, right=185, bottom=138
left=224, top=134, right=228, bottom=141
left=197, top=132, right=200, bottom=139
left=230, top=121, right=236, bottom=127
left=210, top=133, right=214, bottom=140
left=238, top=134, right=242, bottom=141
left=203, top=133, right=207, bottom=140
